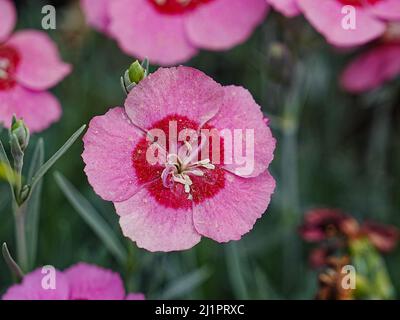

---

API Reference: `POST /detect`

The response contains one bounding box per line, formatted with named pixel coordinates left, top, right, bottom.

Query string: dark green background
left=1, top=0, right=399, bottom=299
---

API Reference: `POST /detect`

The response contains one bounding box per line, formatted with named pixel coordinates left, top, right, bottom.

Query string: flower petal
left=126, top=293, right=145, bottom=300
left=297, top=0, right=386, bottom=47
left=80, top=0, right=112, bottom=34
left=5, top=30, right=71, bottom=90
left=64, top=263, right=125, bottom=300
left=109, top=0, right=197, bottom=66
left=207, top=85, right=275, bottom=178
left=362, top=221, right=399, bottom=253
left=367, top=0, right=400, bottom=21
left=0, top=0, right=16, bottom=42
left=2, top=268, right=69, bottom=300
left=185, top=0, right=268, bottom=50
left=0, top=85, right=62, bottom=133
left=341, top=44, right=400, bottom=93
left=193, top=170, right=275, bottom=243
left=82, top=107, right=146, bottom=202
left=115, top=184, right=201, bottom=252
left=125, top=66, right=223, bottom=130
left=268, top=0, right=301, bottom=17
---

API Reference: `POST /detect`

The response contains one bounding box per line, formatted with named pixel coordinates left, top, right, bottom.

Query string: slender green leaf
left=0, top=139, right=14, bottom=197
left=160, top=267, right=210, bottom=299
left=2, top=243, right=24, bottom=281
left=225, top=242, right=249, bottom=299
left=0, top=185, right=9, bottom=214
left=54, top=171, right=127, bottom=264
left=253, top=266, right=280, bottom=299
left=29, top=125, right=86, bottom=192
left=25, top=139, right=44, bottom=269
left=28, top=139, right=44, bottom=181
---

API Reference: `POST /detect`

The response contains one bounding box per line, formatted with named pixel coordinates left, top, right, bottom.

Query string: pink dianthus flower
left=2, top=263, right=144, bottom=300
left=80, top=0, right=269, bottom=65
left=82, top=66, right=276, bottom=252
left=0, top=0, right=71, bottom=132
left=297, top=0, right=400, bottom=47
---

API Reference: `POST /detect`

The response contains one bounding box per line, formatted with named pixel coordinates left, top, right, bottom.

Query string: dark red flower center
left=148, top=0, right=214, bottom=15
left=132, top=114, right=225, bottom=209
left=338, top=0, right=381, bottom=6
left=0, top=45, right=20, bottom=91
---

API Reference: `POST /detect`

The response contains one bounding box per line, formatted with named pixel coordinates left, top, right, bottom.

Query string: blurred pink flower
left=296, top=0, right=400, bottom=47
left=340, top=22, right=400, bottom=93
left=80, top=0, right=269, bottom=65
left=341, top=42, right=400, bottom=93
left=2, top=263, right=144, bottom=300
left=309, top=247, right=333, bottom=268
left=82, top=66, right=276, bottom=252
left=299, top=208, right=359, bottom=242
left=0, top=0, right=71, bottom=132
left=64, top=263, right=127, bottom=300
left=266, top=0, right=300, bottom=17
left=2, top=268, right=70, bottom=300
left=361, top=220, right=399, bottom=253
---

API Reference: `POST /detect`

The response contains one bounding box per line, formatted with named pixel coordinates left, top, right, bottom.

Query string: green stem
left=13, top=202, right=28, bottom=272
left=225, top=243, right=249, bottom=299
left=366, top=104, right=391, bottom=219
left=13, top=157, right=23, bottom=204
left=280, top=102, right=302, bottom=294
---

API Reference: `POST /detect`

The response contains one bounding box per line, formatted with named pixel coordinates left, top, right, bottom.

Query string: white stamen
left=0, top=58, right=10, bottom=79
left=178, top=0, right=192, bottom=6
left=188, top=169, right=204, bottom=176
left=0, top=69, right=7, bottom=79
left=201, top=163, right=215, bottom=170
left=182, top=133, right=208, bottom=166
left=160, top=136, right=215, bottom=198
left=184, top=141, right=192, bottom=153
left=0, top=58, right=10, bottom=70
left=155, top=0, right=167, bottom=5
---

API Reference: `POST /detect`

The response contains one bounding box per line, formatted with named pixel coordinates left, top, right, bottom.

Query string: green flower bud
left=10, top=116, right=30, bottom=153
left=121, top=59, right=149, bottom=95
left=128, top=60, right=146, bottom=84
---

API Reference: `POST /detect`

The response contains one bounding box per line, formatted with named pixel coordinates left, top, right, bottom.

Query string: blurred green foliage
left=1, top=0, right=399, bottom=299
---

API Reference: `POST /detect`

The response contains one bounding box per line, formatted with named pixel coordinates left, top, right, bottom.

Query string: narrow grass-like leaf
left=29, top=125, right=86, bottom=192
left=160, top=267, right=210, bottom=299
left=0, top=139, right=15, bottom=197
left=0, top=185, right=9, bottom=215
left=25, top=139, right=44, bottom=269
left=225, top=242, right=249, bottom=299
left=54, top=171, right=127, bottom=264
left=2, top=243, right=24, bottom=280
left=254, top=265, right=280, bottom=299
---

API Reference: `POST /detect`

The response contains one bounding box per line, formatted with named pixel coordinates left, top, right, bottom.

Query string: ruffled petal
left=2, top=268, right=69, bottom=300
left=185, top=0, right=269, bottom=50
left=5, top=30, right=71, bottom=90
left=341, top=44, right=400, bottom=93
left=367, top=0, right=400, bottom=21
left=64, top=263, right=125, bottom=300
left=268, top=0, right=301, bottom=17
left=115, top=184, right=201, bottom=252
left=0, top=85, right=62, bottom=132
left=80, top=0, right=112, bottom=34
left=207, top=86, right=275, bottom=178
left=297, top=0, right=386, bottom=47
left=0, top=0, right=16, bottom=42
left=82, top=107, right=146, bottom=202
left=193, top=170, right=275, bottom=242
left=109, top=0, right=197, bottom=66
left=125, top=66, right=223, bottom=130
